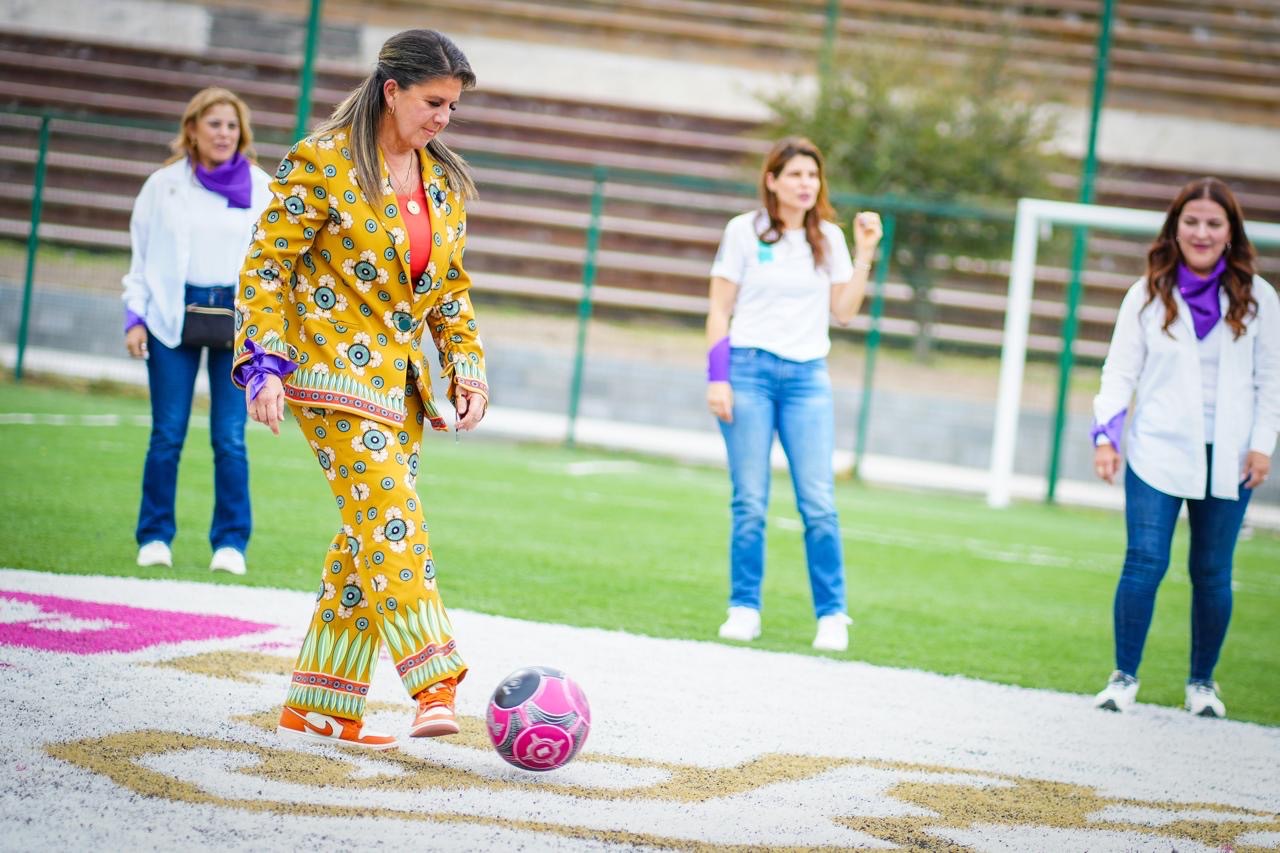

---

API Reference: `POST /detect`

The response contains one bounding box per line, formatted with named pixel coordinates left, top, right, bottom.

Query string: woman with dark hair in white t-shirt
left=705, top=137, right=882, bottom=652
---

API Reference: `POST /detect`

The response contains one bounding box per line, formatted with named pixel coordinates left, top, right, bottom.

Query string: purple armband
left=125, top=309, right=146, bottom=334
left=707, top=336, right=731, bottom=382
left=1090, top=409, right=1126, bottom=449
left=233, top=339, right=299, bottom=402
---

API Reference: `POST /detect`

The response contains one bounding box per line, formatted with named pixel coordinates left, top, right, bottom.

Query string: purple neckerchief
left=1176, top=257, right=1226, bottom=340
left=195, top=152, right=252, bottom=209
left=707, top=336, right=731, bottom=382
left=233, top=339, right=299, bottom=402
left=1090, top=408, right=1126, bottom=449
left=125, top=309, right=145, bottom=333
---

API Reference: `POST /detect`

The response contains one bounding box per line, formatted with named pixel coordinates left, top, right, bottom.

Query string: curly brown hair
left=1145, top=177, right=1256, bottom=340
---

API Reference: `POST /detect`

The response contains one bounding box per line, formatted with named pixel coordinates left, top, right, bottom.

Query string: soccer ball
left=486, top=666, right=591, bottom=771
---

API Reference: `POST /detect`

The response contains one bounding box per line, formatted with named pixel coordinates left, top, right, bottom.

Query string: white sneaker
left=1185, top=682, right=1226, bottom=718
left=136, top=541, right=172, bottom=568
left=718, top=606, right=761, bottom=642
left=1094, top=670, right=1139, bottom=712
left=812, top=612, right=853, bottom=652
left=210, top=547, right=246, bottom=575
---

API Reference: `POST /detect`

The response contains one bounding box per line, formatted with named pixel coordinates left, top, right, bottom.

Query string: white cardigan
left=120, top=158, right=272, bottom=348
left=1094, top=275, right=1280, bottom=500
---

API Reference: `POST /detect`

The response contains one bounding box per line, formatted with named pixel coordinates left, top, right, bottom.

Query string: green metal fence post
left=15, top=113, right=52, bottom=382
left=1046, top=0, right=1113, bottom=503
left=819, top=0, right=841, bottom=79
left=565, top=167, right=607, bottom=447
left=852, top=212, right=895, bottom=480
left=294, top=0, right=324, bottom=142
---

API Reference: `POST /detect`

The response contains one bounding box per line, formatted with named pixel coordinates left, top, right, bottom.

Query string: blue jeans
left=1114, top=450, right=1251, bottom=683
left=136, top=285, right=251, bottom=553
left=717, top=347, right=845, bottom=618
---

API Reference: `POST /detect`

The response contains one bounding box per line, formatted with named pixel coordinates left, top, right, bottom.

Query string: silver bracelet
left=853, top=259, right=872, bottom=272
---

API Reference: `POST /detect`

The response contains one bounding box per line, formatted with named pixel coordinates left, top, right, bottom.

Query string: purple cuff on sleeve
left=125, top=310, right=146, bottom=334
left=707, top=336, right=731, bottom=382
left=1090, top=408, right=1127, bottom=449
left=233, top=339, right=299, bottom=402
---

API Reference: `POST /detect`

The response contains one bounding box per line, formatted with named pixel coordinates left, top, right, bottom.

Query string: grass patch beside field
left=2, top=377, right=1278, bottom=724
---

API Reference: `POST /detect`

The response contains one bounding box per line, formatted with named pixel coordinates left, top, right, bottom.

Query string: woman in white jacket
left=121, top=88, right=272, bottom=575
left=1091, top=177, right=1279, bottom=718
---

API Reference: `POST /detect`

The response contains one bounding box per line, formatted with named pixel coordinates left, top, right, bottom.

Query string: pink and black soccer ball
left=486, top=666, right=591, bottom=771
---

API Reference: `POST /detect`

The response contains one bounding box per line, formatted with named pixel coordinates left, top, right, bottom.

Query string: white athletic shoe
left=1185, top=682, right=1226, bottom=718
left=1094, top=670, right=1139, bottom=712
left=136, top=541, right=172, bottom=568
left=812, top=612, right=853, bottom=652
left=209, top=547, right=246, bottom=576
left=718, top=606, right=761, bottom=642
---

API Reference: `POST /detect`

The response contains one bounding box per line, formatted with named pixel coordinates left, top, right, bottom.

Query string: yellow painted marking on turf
left=148, top=651, right=292, bottom=683
left=47, top=727, right=1280, bottom=851
left=47, top=733, right=727, bottom=851
left=96, top=651, right=1280, bottom=850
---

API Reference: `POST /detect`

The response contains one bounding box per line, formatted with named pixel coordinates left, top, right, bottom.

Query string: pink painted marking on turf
left=0, top=590, right=275, bottom=654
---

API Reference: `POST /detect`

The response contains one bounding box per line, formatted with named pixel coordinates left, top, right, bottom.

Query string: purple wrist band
left=707, top=336, right=731, bottom=382
left=1090, top=408, right=1126, bottom=449
left=234, top=339, right=299, bottom=402
left=124, top=310, right=146, bottom=334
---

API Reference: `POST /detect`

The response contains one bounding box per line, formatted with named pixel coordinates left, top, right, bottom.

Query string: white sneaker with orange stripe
left=411, top=677, right=460, bottom=737
left=276, top=706, right=398, bottom=751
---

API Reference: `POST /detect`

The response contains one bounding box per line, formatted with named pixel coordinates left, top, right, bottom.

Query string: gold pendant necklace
left=393, top=152, right=419, bottom=213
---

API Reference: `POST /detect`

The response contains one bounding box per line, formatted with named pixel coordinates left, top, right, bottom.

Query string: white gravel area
left=2, top=569, right=1277, bottom=851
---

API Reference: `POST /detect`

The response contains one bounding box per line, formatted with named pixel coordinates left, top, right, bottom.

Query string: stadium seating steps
left=0, top=15, right=1277, bottom=359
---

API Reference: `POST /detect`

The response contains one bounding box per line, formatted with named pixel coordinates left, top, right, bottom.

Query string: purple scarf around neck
left=1176, top=256, right=1227, bottom=340
left=194, top=152, right=252, bottom=209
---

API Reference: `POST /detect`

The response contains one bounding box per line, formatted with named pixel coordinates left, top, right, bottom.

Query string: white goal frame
left=987, top=197, right=1280, bottom=508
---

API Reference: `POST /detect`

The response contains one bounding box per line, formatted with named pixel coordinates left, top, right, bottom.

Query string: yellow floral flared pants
left=284, top=385, right=466, bottom=721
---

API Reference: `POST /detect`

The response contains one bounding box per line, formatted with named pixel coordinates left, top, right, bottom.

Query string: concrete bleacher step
left=314, top=0, right=1280, bottom=124
left=1, top=28, right=1276, bottom=361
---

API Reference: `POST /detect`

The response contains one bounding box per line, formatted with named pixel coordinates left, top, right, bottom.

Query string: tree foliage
left=765, top=45, right=1067, bottom=357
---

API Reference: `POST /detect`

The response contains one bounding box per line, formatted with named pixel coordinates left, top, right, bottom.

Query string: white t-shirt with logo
left=709, top=210, right=853, bottom=362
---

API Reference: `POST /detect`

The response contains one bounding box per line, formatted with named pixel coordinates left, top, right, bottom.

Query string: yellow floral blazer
left=233, top=127, right=487, bottom=431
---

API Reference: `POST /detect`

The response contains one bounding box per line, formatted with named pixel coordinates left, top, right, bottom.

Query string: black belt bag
left=181, top=303, right=234, bottom=349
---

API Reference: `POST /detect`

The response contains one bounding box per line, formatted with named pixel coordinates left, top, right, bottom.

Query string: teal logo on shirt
left=756, top=240, right=774, bottom=263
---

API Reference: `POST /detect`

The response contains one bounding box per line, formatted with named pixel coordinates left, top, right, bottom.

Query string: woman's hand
left=125, top=325, right=148, bottom=359
left=852, top=211, right=883, bottom=258
left=1242, top=450, right=1271, bottom=490
left=708, top=381, right=733, bottom=423
left=455, top=387, right=487, bottom=432
left=1094, top=443, right=1121, bottom=484
left=248, top=374, right=287, bottom=436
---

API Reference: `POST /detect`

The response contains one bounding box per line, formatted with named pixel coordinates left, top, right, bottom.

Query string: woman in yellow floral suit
left=234, top=29, right=487, bottom=751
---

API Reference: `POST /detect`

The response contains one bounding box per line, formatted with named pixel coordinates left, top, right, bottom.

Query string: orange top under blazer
left=233, top=127, right=487, bottom=431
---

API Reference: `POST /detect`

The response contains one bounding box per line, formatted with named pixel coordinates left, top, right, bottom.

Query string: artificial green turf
left=2, top=376, right=1278, bottom=724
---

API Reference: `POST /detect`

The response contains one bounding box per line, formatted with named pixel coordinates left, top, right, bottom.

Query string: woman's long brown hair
left=1146, top=177, right=1256, bottom=339
left=757, top=137, right=837, bottom=269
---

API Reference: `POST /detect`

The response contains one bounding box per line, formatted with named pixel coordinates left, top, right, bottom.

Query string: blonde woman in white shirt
left=1091, top=178, right=1279, bottom=718
left=705, top=137, right=882, bottom=652
left=121, top=88, right=272, bottom=575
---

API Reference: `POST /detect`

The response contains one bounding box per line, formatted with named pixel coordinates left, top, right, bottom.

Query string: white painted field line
left=0, top=413, right=209, bottom=428
left=564, top=460, right=647, bottom=477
